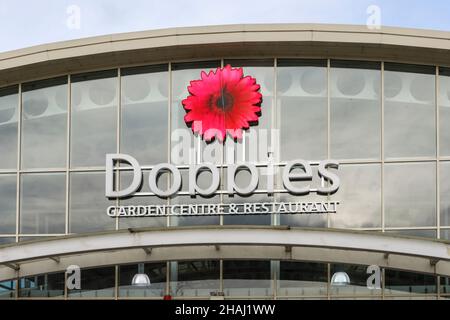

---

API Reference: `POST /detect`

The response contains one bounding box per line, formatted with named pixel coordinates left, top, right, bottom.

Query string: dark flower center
left=214, top=91, right=234, bottom=111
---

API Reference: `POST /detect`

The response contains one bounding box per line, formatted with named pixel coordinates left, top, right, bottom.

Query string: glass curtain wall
left=0, top=59, right=448, bottom=241
left=2, top=260, right=445, bottom=300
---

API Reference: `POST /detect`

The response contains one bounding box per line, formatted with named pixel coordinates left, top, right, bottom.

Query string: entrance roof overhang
left=0, top=226, right=449, bottom=281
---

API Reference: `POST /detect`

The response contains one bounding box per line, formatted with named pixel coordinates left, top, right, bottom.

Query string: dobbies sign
left=105, top=154, right=340, bottom=218
left=104, top=65, right=340, bottom=218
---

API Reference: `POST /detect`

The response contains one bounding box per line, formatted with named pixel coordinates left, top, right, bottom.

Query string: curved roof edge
left=1, top=23, right=450, bottom=86
left=0, top=227, right=449, bottom=281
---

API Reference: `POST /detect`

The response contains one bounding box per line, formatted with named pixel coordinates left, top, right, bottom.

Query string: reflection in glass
left=0, top=86, right=18, bottom=170
left=330, top=264, right=381, bottom=297
left=224, top=60, right=273, bottom=165
left=171, top=168, right=221, bottom=226
left=442, top=229, right=450, bottom=241
left=279, top=261, right=327, bottom=297
left=121, top=65, right=168, bottom=165
left=331, top=61, right=381, bottom=160
left=385, top=229, right=436, bottom=239
left=68, top=267, right=115, bottom=298
left=20, top=173, right=65, bottom=234
left=223, top=260, right=272, bottom=297
left=277, top=60, right=327, bottom=161
left=384, top=63, right=436, bottom=158
left=69, top=172, right=115, bottom=233
left=330, top=164, right=381, bottom=228
left=71, top=70, right=117, bottom=167
left=279, top=165, right=327, bottom=228
left=439, top=68, right=450, bottom=156
left=0, top=280, right=15, bottom=299
left=22, top=77, right=67, bottom=169
left=119, top=197, right=167, bottom=229
left=171, top=196, right=221, bottom=226
left=0, top=238, right=15, bottom=245
left=171, top=61, right=221, bottom=166
left=19, top=272, right=64, bottom=298
left=441, top=276, right=450, bottom=295
left=118, top=170, right=167, bottom=228
left=384, top=163, right=436, bottom=228
left=170, top=261, right=220, bottom=297
left=19, top=236, right=54, bottom=242
left=0, top=175, right=16, bottom=234
left=223, top=167, right=272, bottom=225
left=384, top=269, right=436, bottom=295
left=440, top=162, right=450, bottom=227
left=119, top=263, right=166, bottom=298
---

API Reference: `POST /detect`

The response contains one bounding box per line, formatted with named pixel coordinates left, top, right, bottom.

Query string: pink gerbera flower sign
left=182, top=65, right=262, bottom=142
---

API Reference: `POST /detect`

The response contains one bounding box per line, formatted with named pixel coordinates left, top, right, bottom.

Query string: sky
left=0, top=0, right=449, bottom=53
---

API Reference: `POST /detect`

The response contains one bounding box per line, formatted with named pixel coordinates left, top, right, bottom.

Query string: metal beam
left=49, top=256, right=60, bottom=263
left=3, top=263, right=19, bottom=271
left=430, top=258, right=440, bottom=266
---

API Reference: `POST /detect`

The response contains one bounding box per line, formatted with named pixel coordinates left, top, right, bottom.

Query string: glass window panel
left=170, top=197, right=221, bottom=226
left=223, top=260, right=272, bottom=297
left=0, top=86, right=18, bottom=169
left=441, top=229, right=450, bottom=240
left=171, top=61, right=221, bottom=166
left=384, top=163, right=436, bottom=228
left=121, top=65, right=168, bottom=165
left=0, top=238, right=15, bottom=245
left=331, top=61, right=381, bottom=160
left=330, top=164, right=381, bottom=228
left=384, top=63, right=436, bottom=159
left=440, top=162, right=450, bottom=227
left=69, top=172, right=115, bottom=233
left=21, top=77, right=67, bottom=169
left=68, top=266, right=115, bottom=298
left=170, top=261, right=220, bottom=297
left=223, top=167, right=272, bottom=225
left=439, top=68, right=450, bottom=156
left=277, top=59, right=327, bottom=161
left=20, top=173, right=65, bottom=234
left=330, top=264, right=381, bottom=297
left=0, top=174, right=16, bottom=234
left=0, top=280, right=15, bottom=299
left=279, top=261, right=327, bottom=297
left=71, top=70, right=118, bottom=167
left=279, top=165, right=327, bottom=228
left=19, top=236, right=55, bottom=242
left=119, top=262, right=166, bottom=298
left=384, top=296, right=437, bottom=300
left=118, top=170, right=167, bottom=229
left=384, top=269, right=436, bottom=295
left=19, top=272, right=64, bottom=298
left=385, top=229, right=436, bottom=239
left=170, top=169, right=220, bottom=226
left=224, top=60, right=274, bottom=165
left=118, top=197, right=167, bottom=229
left=441, top=276, right=450, bottom=295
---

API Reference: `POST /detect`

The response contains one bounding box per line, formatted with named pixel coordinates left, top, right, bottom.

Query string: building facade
left=0, top=24, right=449, bottom=299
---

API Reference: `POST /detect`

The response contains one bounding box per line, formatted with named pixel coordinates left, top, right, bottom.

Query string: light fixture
left=131, top=263, right=151, bottom=287
left=331, top=271, right=351, bottom=286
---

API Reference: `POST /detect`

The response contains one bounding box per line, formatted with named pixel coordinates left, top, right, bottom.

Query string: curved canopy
left=0, top=226, right=449, bottom=281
